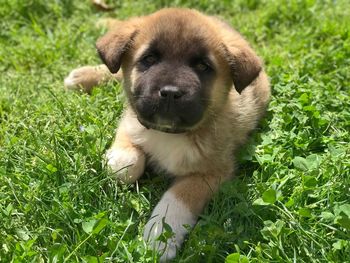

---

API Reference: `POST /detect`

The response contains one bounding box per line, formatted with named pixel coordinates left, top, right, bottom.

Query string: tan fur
left=65, top=8, right=270, bottom=260
left=64, top=64, right=122, bottom=93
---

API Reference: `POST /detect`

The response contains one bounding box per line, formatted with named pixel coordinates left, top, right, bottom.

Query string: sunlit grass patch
left=0, top=0, right=349, bottom=262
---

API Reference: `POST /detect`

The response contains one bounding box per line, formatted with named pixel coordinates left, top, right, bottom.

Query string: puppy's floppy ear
left=222, top=37, right=262, bottom=93
left=96, top=21, right=138, bottom=73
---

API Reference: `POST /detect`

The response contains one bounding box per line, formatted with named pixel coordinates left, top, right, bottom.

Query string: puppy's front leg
left=106, top=122, right=145, bottom=183
left=144, top=174, right=221, bottom=262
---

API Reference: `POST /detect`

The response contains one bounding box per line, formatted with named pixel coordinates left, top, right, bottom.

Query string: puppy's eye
left=194, top=61, right=211, bottom=72
left=141, top=54, right=158, bottom=67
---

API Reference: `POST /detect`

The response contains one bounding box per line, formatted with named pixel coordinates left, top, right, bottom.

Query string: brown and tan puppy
left=64, top=8, right=270, bottom=261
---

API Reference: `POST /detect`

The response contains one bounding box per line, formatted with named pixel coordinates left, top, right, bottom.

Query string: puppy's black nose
left=159, top=86, right=183, bottom=100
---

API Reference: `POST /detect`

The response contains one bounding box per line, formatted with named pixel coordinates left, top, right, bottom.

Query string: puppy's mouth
left=136, top=116, right=190, bottom=134
left=132, top=93, right=205, bottom=133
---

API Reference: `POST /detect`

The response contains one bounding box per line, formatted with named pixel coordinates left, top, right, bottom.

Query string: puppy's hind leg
left=95, top=18, right=122, bottom=31
left=64, top=64, right=122, bottom=93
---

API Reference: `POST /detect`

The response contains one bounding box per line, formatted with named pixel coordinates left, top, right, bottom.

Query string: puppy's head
left=97, top=8, right=262, bottom=133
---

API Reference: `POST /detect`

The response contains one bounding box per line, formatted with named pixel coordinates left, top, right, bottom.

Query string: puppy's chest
left=133, top=130, right=206, bottom=176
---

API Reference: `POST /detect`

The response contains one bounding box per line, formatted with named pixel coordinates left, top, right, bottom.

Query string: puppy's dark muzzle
left=134, top=86, right=204, bottom=133
left=159, top=85, right=184, bottom=100
left=158, top=85, right=185, bottom=117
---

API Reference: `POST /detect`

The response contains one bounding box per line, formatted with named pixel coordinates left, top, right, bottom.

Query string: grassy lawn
left=1, top=0, right=349, bottom=262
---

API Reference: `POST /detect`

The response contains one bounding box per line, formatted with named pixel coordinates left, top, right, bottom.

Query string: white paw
left=64, top=65, right=108, bottom=92
left=143, top=191, right=196, bottom=262
left=64, top=67, right=91, bottom=88
left=106, top=147, right=145, bottom=183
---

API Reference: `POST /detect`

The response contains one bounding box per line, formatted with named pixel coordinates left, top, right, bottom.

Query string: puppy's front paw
left=106, top=147, right=145, bottom=183
left=143, top=191, right=196, bottom=262
left=64, top=65, right=110, bottom=93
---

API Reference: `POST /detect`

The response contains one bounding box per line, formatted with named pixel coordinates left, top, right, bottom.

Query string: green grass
left=0, top=0, right=349, bottom=262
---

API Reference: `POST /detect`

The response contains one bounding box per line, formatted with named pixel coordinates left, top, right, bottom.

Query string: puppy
left=64, top=8, right=270, bottom=261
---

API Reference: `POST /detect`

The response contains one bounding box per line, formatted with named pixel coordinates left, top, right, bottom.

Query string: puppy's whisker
left=199, top=98, right=212, bottom=102
left=132, top=95, right=154, bottom=99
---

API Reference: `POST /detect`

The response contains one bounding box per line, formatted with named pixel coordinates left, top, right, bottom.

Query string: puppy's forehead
left=137, top=11, right=219, bottom=57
